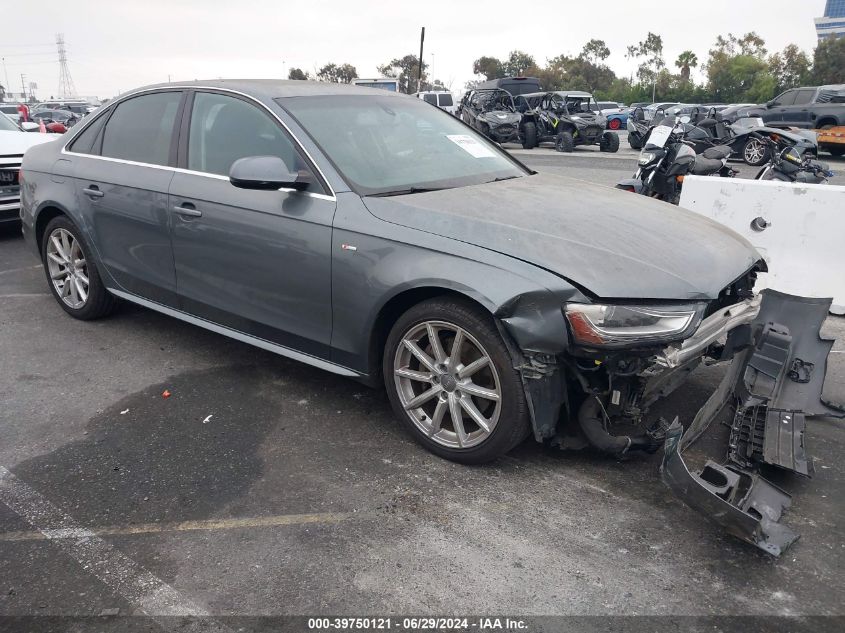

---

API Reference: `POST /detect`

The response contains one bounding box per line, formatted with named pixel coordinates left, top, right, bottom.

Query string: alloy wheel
left=745, top=139, right=766, bottom=164
left=393, top=320, right=502, bottom=449
left=46, top=228, right=89, bottom=309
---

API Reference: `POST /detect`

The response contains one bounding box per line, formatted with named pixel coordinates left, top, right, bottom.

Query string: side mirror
left=229, top=156, right=309, bottom=191
left=20, top=122, right=40, bottom=132
left=766, top=100, right=778, bottom=108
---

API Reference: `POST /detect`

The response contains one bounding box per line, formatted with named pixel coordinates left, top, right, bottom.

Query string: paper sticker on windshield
left=648, top=125, right=672, bottom=148
left=447, top=134, right=496, bottom=158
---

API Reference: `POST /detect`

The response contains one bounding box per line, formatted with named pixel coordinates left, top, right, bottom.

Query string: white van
left=415, top=91, right=457, bottom=116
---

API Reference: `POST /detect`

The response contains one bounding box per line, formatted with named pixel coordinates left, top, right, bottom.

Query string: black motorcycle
left=616, top=117, right=735, bottom=204
left=749, top=132, right=834, bottom=183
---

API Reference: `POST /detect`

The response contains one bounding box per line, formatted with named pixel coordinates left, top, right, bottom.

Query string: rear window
left=438, top=94, right=453, bottom=107
left=100, top=91, right=182, bottom=166
left=67, top=113, right=108, bottom=155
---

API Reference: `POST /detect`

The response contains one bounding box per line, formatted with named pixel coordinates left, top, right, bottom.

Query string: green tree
left=377, top=55, right=427, bottom=94
left=675, top=51, right=698, bottom=83
left=627, top=32, right=665, bottom=98
left=287, top=68, right=309, bottom=80
left=711, top=32, right=768, bottom=58
left=503, top=50, right=537, bottom=76
left=317, top=62, right=358, bottom=83
left=813, top=37, right=845, bottom=84
left=580, top=39, right=610, bottom=65
left=472, top=56, right=504, bottom=80
left=768, top=44, right=811, bottom=92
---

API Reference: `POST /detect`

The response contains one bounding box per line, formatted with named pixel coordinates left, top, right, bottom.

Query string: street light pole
left=417, top=27, right=425, bottom=93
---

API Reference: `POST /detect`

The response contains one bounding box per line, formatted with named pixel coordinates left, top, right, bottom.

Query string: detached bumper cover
left=660, top=290, right=844, bottom=556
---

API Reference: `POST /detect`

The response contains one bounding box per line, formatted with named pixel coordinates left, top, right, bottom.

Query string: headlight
left=638, top=151, right=657, bottom=165
left=564, top=303, right=703, bottom=347
left=571, top=116, right=582, bottom=120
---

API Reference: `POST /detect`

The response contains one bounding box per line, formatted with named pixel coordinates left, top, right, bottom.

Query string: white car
left=415, top=91, right=457, bottom=116
left=0, top=115, right=55, bottom=226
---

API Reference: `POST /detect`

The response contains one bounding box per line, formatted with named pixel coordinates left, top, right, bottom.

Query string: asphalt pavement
left=1, top=145, right=844, bottom=630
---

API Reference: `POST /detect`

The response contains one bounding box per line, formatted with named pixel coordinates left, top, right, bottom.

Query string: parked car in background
left=33, top=100, right=97, bottom=114
left=597, top=101, right=629, bottom=130
left=0, top=114, right=54, bottom=225
left=745, top=84, right=845, bottom=130
left=31, top=109, right=82, bottom=129
left=415, top=91, right=457, bottom=116
left=20, top=80, right=839, bottom=555
left=643, top=102, right=679, bottom=121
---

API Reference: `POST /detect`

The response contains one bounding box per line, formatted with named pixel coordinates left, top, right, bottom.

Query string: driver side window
left=775, top=90, right=797, bottom=106
left=187, top=92, right=310, bottom=183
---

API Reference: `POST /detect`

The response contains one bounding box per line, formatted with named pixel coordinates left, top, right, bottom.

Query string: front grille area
left=582, top=125, right=603, bottom=141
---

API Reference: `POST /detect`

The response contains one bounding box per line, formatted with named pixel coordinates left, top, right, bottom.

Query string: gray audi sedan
left=19, top=80, right=841, bottom=554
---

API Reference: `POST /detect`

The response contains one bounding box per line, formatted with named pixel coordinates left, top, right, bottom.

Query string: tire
left=600, top=131, right=620, bottom=153
left=521, top=121, right=537, bottom=149
left=479, top=123, right=491, bottom=139
left=555, top=131, right=575, bottom=153
left=608, top=118, right=622, bottom=130
left=629, top=133, right=643, bottom=150
left=743, top=137, right=770, bottom=166
left=41, top=215, right=116, bottom=320
left=383, top=297, right=530, bottom=464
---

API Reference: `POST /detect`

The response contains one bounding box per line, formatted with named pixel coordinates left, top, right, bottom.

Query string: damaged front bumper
left=660, top=290, right=844, bottom=556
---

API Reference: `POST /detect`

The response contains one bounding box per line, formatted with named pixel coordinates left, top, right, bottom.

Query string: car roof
left=124, top=79, right=407, bottom=101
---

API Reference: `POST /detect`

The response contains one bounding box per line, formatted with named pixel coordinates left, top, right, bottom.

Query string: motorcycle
left=616, top=117, right=736, bottom=204
left=750, top=132, right=834, bottom=183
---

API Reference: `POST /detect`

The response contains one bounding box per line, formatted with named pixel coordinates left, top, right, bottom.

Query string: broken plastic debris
left=202, top=415, right=213, bottom=424
left=162, top=390, right=171, bottom=399
left=120, top=409, right=129, bottom=415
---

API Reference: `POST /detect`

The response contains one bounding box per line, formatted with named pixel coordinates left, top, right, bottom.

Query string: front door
left=169, top=90, right=336, bottom=359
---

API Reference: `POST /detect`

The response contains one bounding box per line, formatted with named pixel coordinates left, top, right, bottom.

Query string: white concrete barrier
left=679, top=176, right=845, bottom=314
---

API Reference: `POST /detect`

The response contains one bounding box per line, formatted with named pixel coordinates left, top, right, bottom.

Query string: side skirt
left=107, top=288, right=362, bottom=379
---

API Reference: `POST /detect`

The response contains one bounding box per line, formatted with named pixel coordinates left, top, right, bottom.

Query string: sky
left=0, top=0, right=827, bottom=102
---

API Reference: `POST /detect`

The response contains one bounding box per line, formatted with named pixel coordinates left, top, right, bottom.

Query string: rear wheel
left=608, top=118, right=622, bottom=130
left=521, top=121, right=537, bottom=149
left=743, top=137, right=770, bottom=166
left=555, top=131, right=575, bottom=153
left=383, top=298, right=530, bottom=464
left=600, top=131, right=620, bottom=153
left=41, top=216, right=115, bottom=320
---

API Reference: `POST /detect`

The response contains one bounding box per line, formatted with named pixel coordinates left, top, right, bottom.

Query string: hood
left=0, top=130, right=56, bottom=155
left=479, top=111, right=521, bottom=125
left=363, top=173, right=760, bottom=301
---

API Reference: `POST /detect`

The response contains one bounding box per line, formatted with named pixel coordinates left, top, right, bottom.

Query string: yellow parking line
left=0, top=511, right=358, bottom=542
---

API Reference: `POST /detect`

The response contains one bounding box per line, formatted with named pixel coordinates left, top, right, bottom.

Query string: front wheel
left=555, top=131, right=575, bottom=153
left=743, top=137, right=770, bottom=166
left=608, top=118, right=622, bottom=130
left=521, top=121, right=537, bottom=149
left=600, top=131, right=620, bottom=153
left=383, top=298, right=530, bottom=464
left=41, top=216, right=116, bottom=320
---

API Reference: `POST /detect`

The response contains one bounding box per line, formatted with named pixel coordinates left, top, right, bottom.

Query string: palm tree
left=675, top=51, right=699, bottom=83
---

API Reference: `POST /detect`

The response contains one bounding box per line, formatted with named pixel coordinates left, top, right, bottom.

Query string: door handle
left=173, top=203, right=202, bottom=218
left=83, top=186, right=104, bottom=198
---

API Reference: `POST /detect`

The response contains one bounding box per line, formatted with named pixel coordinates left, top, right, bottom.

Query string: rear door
left=68, top=90, right=184, bottom=304
left=168, top=90, right=336, bottom=359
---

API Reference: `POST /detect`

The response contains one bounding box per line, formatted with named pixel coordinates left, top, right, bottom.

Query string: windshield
left=280, top=95, right=527, bottom=196
left=0, top=115, right=21, bottom=132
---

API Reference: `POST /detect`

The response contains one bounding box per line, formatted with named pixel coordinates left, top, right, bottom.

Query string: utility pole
left=20, top=74, right=27, bottom=101
left=2, top=58, right=9, bottom=101
left=417, top=27, right=425, bottom=93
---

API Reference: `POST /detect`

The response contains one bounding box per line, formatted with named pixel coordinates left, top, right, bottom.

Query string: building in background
left=816, top=0, right=845, bottom=40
